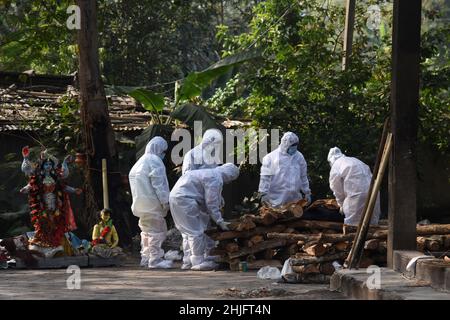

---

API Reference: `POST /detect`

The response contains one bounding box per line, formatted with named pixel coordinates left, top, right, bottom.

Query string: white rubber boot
left=140, top=256, right=149, bottom=267
left=191, top=260, right=218, bottom=271
left=140, top=232, right=151, bottom=267
left=148, top=259, right=174, bottom=269
left=181, top=234, right=192, bottom=270
left=190, top=255, right=204, bottom=271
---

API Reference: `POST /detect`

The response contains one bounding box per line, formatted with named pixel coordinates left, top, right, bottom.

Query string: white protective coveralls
left=181, top=128, right=224, bottom=259
left=258, top=132, right=311, bottom=207
left=328, top=147, right=380, bottom=225
left=182, top=128, right=223, bottom=175
left=129, top=137, right=173, bottom=268
left=170, top=163, right=240, bottom=271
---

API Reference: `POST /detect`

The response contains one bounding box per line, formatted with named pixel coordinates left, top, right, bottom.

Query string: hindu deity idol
left=20, top=146, right=82, bottom=258
left=91, top=208, right=122, bottom=258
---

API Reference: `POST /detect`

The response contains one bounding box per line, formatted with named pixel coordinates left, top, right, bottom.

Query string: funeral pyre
left=206, top=199, right=450, bottom=283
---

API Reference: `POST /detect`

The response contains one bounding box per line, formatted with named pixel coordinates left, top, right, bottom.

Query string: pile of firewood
left=279, top=222, right=450, bottom=283
left=207, top=199, right=336, bottom=271
left=207, top=199, right=450, bottom=282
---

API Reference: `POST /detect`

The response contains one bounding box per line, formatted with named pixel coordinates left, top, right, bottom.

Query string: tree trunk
left=76, top=0, right=132, bottom=246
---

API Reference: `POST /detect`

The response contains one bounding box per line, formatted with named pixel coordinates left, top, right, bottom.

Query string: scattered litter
left=257, top=266, right=281, bottom=280
left=215, top=287, right=291, bottom=298
left=332, top=261, right=342, bottom=271
left=281, top=258, right=293, bottom=279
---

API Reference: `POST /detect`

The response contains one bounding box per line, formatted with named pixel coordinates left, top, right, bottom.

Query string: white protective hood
left=182, top=129, right=223, bottom=174
left=327, top=146, right=345, bottom=167
left=129, top=136, right=170, bottom=218
left=258, top=132, right=310, bottom=207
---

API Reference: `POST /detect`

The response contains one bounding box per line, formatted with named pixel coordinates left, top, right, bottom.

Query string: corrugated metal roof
left=0, top=72, right=251, bottom=133
left=0, top=87, right=152, bottom=132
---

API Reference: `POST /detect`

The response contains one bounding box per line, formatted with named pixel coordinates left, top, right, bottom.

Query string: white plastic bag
left=257, top=266, right=282, bottom=280
left=164, top=250, right=182, bottom=261
left=332, top=261, right=342, bottom=271
left=281, top=258, right=294, bottom=277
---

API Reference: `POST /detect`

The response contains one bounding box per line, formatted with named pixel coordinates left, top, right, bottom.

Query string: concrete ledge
left=330, top=268, right=450, bottom=300
left=393, top=250, right=424, bottom=274
left=14, top=256, right=89, bottom=269
left=394, top=250, right=450, bottom=292
left=12, top=255, right=124, bottom=269
left=88, top=254, right=124, bottom=267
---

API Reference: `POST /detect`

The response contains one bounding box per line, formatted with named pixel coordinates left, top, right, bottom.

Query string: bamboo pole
left=345, top=119, right=390, bottom=265
left=342, top=0, right=356, bottom=70
left=347, top=133, right=393, bottom=268
left=102, top=158, right=109, bottom=209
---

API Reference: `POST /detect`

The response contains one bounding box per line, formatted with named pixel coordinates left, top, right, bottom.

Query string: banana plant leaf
left=105, top=86, right=165, bottom=113
left=128, top=88, right=165, bottom=113
left=177, top=49, right=261, bottom=103
left=170, top=103, right=225, bottom=133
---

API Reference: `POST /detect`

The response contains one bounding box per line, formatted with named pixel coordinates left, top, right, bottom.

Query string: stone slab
left=13, top=256, right=89, bottom=269
left=330, top=268, right=450, bottom=300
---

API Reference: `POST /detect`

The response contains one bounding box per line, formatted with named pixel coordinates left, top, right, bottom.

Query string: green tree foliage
left=0, top=0, right=257, bottom=84
left=1, top=0, right=448, bottom=199
left=207, top=0, right=450, bottom=196
left=0, top=0, right=77, bottom=74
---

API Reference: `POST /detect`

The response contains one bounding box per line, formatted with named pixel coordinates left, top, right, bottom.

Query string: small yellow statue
left=90, top=209, right=122, bottom=258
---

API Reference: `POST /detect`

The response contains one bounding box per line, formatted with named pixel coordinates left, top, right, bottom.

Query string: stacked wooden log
left=207, top=199, right=309, bottom=271
left=270, top=222, right=450, bottom=282
left=206, top=199, right=450, bottom=281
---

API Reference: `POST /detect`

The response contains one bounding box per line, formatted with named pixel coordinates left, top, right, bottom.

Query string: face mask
left=159, top=153, right=166, bottom=160
left=287, top=145, right=297, bottom=155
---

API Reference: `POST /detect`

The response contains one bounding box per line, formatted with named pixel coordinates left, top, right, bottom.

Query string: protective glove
left=217, top=220, right=231, bottom=231
left=255, top=192, right=266, bottom=202
left=305, top=193, right=312, bottom=205
left=162, top=202, right=170, bottom=213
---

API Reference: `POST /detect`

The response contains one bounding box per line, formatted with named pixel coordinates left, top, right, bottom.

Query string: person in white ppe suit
left=129, top=136, right=173, bottom=269
left=258, top=132, right=311, bottom=207
left=182, top=128, right=223, bottom=175
left=181, top=128, right=224, bottom=260
left=170, top=163, right=239, bottom=271
left=327, top=147, right=380, bottom=225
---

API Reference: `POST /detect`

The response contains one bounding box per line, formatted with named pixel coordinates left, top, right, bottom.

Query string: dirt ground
left=0, top=258, right=348, bottom=300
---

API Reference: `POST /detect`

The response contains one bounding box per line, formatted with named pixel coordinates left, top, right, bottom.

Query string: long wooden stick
left=347, top=133, right=393, bottom=268
left=345, top=119, right=390, bottom=266
left=102, top=158, right=109, bottom=209
left=342, top=0, right=356, bottom=70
